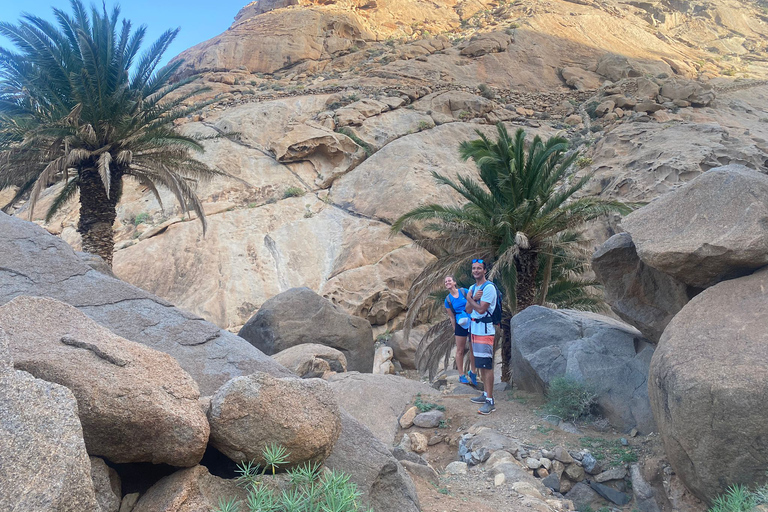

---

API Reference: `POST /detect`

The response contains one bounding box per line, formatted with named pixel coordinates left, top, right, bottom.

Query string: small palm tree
left=393, top=123, right=632, bottom=381
left=0, top=0, right=223, bottom=265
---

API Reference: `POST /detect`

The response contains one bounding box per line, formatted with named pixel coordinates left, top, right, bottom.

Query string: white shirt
left=468, top=282, right=497, bottom=336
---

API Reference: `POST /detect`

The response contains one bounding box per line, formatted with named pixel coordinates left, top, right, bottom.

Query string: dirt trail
left=400, top=388, right=667, bottom=512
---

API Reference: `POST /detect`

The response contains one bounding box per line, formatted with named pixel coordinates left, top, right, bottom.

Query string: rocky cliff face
left=11, top=0, right=768, bottom=334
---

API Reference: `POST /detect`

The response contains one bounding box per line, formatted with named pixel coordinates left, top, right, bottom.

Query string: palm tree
left=0, top=0, right=223, bottom=266
left=392, top=123, right=632, bottom=381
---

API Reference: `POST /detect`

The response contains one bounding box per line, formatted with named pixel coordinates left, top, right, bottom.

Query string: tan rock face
left=272, top=343, right=348, bottom=378
left=623, top=165, right=768, bottom=289
left=324, top=411, right=420, bottom=512
left=208, top=372, right=341, bottom=467
left=114, top=199, right=430, bottom=330
left=0, top=329, right=98, bottom=512
left=174, top=8, right=373, bottom=75
left=592, top=233, right=691, bottom=343
left=132, top=466, right=247, bottom=512
left=649, top=267, right=768, bottom=502
left=0, top=296, right=210, bottom=467
left=327, top=372, right=439, bottom=445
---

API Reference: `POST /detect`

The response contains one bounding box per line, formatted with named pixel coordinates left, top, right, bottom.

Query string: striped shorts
left=471, top=334, right=494, bottom=359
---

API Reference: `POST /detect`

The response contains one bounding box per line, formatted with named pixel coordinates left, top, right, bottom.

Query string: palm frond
left=394, top=123, right=634, bottom=378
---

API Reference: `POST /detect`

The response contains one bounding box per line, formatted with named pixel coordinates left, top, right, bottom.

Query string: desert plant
left=544, top=377, right=597, bottom=421
left=132, top=212, right=150, bottom=226
left=709, top=485, right=757, bottom=512
left=0, top=0, right=225, bottom=266
left=392, top=124, right=631, bottom=380
left=283, top=186, right=305, bottom=198
left=414, top=393, right=445, bottom=412
left=214, top=444, right=373, bottom=512
left=478, top=83, right=496, bottom=100
left=337, top=127, right=373, bottom=156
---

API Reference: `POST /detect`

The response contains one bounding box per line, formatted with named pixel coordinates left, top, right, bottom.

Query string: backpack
left=470, top=281, right=503, bottom=327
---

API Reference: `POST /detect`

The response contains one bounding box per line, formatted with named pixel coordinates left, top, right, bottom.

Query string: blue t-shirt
left=444, top=289, right=468, bottom=316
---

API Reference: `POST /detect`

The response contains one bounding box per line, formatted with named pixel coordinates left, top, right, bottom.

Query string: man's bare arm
left=466, top=292, right=491, bottom=314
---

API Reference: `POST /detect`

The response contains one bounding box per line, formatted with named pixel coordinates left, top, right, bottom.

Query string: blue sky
left=0, top=0, right=249, bottom=66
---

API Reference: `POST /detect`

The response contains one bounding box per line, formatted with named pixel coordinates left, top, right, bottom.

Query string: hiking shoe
left=478, top=400, right=496, bottom=415
left=459, top=374, right=471, bottom=385
left=468, top=370, right=478, bottom=387
left=470, top=392, right=487, bottom=404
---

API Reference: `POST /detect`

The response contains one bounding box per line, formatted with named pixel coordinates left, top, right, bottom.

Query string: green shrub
left=478, top=83, right=496, bottom=99
left=414, top=393, right=445, bottom=412
left=709, top=485, right=757, bottom=512
left=337, top=127, right=373, bottom=156
left=283, top=187, right=305, bottom=199
left=576, top=156, right=593, bottom=169
left=584, top=101, right=599, bottom=120
left=132, top=212, right=150, bottom=225
left=544, top=377, right=597, bottom=421
left=214, top=444, right=373, bottom=512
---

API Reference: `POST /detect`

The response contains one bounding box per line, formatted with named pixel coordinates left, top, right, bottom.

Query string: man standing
left=465, top=258, right=497, bottom=415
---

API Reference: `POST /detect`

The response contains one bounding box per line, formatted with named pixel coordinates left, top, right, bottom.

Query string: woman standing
left=444, top=276, right=477, bottom=386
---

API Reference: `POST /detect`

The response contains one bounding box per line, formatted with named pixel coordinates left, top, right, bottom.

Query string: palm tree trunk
left=500, top=309, right=513, bottom=383
left=78, top=168, right=120, bottom=267
left=515, top=249, right=539, bottom=311
left=536, top=253, right=554, bottom=305
left=502, top=249, right=539, bottom=384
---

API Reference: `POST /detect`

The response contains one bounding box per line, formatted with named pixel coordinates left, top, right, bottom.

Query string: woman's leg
left=455, top=335, right=467, bottom=374
left=468, top=341, right=477, bottom=373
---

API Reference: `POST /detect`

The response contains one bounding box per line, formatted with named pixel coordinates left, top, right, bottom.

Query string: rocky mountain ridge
left=5, top=0, right=767, bottom=335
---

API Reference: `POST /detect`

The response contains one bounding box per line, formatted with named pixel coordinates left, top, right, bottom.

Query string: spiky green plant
left=215, top=446, right=372, bottom=512
left=709, top=485, right=757, bottom=512
left=392, top=123, right=632, bottom=380
left=262, top=443, right=290, bottom=476
left=0, top=0, right=225, bottom=265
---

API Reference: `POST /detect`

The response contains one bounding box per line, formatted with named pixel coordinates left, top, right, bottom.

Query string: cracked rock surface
left=0, top=212, right=290, bottom=395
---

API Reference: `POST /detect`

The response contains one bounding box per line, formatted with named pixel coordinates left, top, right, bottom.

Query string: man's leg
left=482, top=369, right=494, bottom=400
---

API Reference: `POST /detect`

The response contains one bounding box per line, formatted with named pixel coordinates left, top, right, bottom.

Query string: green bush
left=337, top=127, right=373, bottom=157
left=132, top=212, right=150, bottom=225
left=283, top=187, right=305, bottom=199
left=414, top=393, right=445, bottom=412
left=544, top=377, right=597, bottom=421
left=214, top=444, right=373, bottom=512
left=478, top=83, right=495, bottom=100
left=709, top=485, right=757, bottom=512
left=709, top=479, right=768, bottom=512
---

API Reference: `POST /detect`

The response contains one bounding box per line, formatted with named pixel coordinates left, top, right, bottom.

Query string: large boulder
left=0, top=296, right=210, bottom=467
left=327, top=372, right=440, bottom=445
left=592, top=233, right=692, bottom=343
left=0, top=212, right=290, bottom=396
left=132, top=465, right=246, bottom=512
left=386, top=326, right=428, bottom=370
left=0, top=329, right=98, bottom=511
left=622, top=165, right=768, bottom=289
left=324, top=411, right=420, bottom=512
left=272, top=343, right=348, bottom=378
left=648, top=267, right=768, bottom=502
left=511, top=306, right=655, bottom=433
left=239, top=287, right=374, bottom=372
left=208, top=372, right=341, bottom=467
